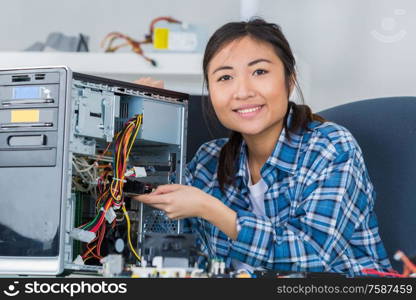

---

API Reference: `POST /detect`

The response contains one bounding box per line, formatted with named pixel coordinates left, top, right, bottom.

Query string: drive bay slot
left=11, top=75, right=30, bottom=82
left=0, top=122, right=53, bottom=129
left=1, top=98, right=54, bottom=106
left=8, top=134, right=46, bottom=146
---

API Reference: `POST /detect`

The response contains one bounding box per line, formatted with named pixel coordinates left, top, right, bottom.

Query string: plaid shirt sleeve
left=229, top=148, right=377, bottom=273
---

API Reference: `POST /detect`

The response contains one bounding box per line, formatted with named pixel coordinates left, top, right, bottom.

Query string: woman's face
left=207, top=36, right=289, bottom=138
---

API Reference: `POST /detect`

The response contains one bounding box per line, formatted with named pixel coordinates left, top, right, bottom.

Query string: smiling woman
left=206, top=36, right=295, bottom=185
left=134, top=18, right=392, bottom=277
left=209, top=39, right=288, bottom=138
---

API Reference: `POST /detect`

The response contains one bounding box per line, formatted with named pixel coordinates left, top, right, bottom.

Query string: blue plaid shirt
left=183, top=118, right=391, bottom=277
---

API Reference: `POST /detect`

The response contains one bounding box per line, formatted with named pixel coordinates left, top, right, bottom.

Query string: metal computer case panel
left=0, top=66, right=72, bottom=275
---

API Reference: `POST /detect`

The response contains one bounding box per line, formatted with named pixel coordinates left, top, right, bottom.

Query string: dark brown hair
left=202, top=18, right=325, bottom=191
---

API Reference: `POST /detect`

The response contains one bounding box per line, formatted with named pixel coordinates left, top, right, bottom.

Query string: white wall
left=259, top=0, right=416, bottom=111
left=0, top=0, right=240, bottom=52
left=0, top=0, right=415, bottom=111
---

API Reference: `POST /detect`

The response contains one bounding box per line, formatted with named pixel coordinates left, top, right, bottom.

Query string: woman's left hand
left=132, top=184, right=213, bottom=220
left=133, top=77, right=164, bottom=89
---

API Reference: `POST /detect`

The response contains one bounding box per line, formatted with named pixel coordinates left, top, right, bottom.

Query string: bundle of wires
left=72, top=141, right=113, bottom=197
left=78, top=114, right=143, bottom=263
left=72, top=156, right=98, bottom=194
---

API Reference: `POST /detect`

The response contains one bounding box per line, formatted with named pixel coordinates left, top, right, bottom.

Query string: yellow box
left=153, top=28, right=169, bottom=49
left=11, top=109, right=40, bottom=123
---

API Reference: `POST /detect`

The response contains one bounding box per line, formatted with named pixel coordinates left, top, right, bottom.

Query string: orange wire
left=95, top=190, right=109, bottom=207
left=82, top=245, right=97, bottom=259
left=97, top=164, right=112, bottom=169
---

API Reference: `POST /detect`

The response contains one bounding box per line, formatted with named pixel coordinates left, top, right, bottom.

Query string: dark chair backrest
left=319, top=97, right=416, bottom=270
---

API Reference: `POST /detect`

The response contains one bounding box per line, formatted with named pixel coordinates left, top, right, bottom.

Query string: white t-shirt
left=232, top=163, right=268, bottom=272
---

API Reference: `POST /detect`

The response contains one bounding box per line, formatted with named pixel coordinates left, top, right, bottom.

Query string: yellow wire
left=111, top=121, right=135, bottom=202
left=110, top=179, right=118, bottom=201
left=112, top=114, right=142, bottom=203
left=126, top=114, right=142, bottom=158
left=116, top=121, right=134, bottom=176
left=122, top=204, right=141, bottom=262
left=121, top=115, right=142, bottom=261
left=110, top=115, right=143, bottom=262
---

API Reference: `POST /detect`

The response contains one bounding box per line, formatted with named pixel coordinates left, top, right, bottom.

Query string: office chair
left=319, top=97, right=416, bottom=271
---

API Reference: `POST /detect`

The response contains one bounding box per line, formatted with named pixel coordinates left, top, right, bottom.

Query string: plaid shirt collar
left=236, top=109, right=302, bottom=181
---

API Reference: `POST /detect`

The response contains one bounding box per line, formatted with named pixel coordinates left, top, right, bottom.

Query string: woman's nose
left=232, top=77, right=255, bottom=100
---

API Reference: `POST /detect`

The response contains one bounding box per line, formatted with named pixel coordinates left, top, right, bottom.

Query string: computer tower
left=0, top=66, right=188, bottom=275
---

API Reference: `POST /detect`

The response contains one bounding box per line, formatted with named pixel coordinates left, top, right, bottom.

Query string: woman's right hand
left=134, top=77, right=164, bottom=89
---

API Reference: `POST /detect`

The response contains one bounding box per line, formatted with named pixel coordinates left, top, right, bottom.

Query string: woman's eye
left=217, top=75, right=232, bottom=82
left=253, top=69, right=268, bottom=76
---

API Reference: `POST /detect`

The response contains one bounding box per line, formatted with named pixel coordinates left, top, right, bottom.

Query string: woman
left=134, top=18, right=391, bottom=276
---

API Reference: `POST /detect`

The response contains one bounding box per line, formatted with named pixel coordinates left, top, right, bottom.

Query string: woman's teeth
left=237, top=106, right=262, bottom=113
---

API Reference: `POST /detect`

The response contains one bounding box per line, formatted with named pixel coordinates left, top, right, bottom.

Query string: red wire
left=90, top=200, right=110, bottom=233
left=91, top=212, right=106, bottom=233
left=96, top=222, right=106, bottom=257
left=362, top=268, right=407, bottom=278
